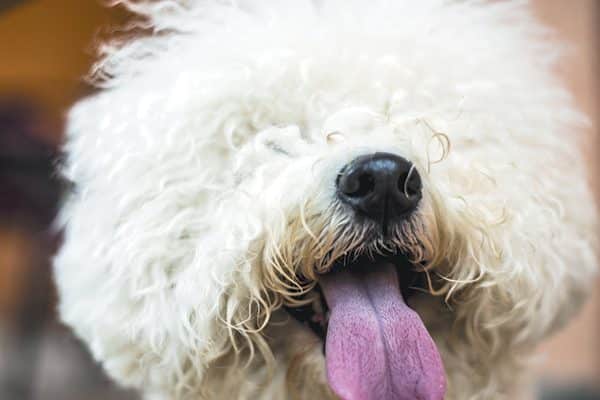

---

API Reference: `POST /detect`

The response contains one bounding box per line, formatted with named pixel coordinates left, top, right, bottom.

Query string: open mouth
left=284, top=252, right=447, bottom=400
left=284, top=253, right=424, bottom=342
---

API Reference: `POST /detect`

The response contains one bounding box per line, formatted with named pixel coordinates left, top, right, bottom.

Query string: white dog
left=54, top=1, right=597, bottom=399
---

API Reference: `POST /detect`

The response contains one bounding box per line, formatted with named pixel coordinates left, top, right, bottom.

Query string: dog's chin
left=283, top=242, right=447, bottom=400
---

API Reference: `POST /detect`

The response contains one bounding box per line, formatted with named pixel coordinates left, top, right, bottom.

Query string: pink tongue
left=319, top=262, right=446, bottom=400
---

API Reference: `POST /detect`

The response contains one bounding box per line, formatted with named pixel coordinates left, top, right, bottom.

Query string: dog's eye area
left=264, top=140, right=291, bottom=156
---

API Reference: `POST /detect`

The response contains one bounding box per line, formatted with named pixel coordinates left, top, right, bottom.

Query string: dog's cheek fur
left=54, top=90, right=252, bottom=397
left=52, top=90, right=337, bottom=398
left=425, top=123, right=598, bottom=397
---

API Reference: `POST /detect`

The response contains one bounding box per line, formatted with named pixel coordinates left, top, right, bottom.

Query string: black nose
left=336, top=152, right=422, bottom=222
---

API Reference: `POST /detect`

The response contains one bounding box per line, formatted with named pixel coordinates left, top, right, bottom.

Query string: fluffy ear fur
left=54, top=1, right=597, bottom=399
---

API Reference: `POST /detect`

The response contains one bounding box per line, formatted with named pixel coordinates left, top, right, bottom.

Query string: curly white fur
left=54, top=1, right=597, bottom=399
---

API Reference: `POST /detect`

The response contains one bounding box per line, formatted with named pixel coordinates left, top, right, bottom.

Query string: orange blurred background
left=0, top=1, right=598, bottom=399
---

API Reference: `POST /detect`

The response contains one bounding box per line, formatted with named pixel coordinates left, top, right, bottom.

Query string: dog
left=53, top=1, right=598, bottom=399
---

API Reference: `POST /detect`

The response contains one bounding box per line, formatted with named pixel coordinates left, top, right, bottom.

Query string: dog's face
left=54, top=1, right=597, bottom=399
left=229, top=109, right=452, bottom=399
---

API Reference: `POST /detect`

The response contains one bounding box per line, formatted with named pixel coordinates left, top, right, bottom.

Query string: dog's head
left=54, top=1, right=597, bottom=399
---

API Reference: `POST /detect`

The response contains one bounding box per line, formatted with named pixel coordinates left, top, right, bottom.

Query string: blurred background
left=0, top=1, right=598, bottom=399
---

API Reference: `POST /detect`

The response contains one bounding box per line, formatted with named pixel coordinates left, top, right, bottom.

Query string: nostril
left=397, top=168, right=421, bottom=197
left=351, top=173, right=375, bottom=197
left=338, top=171, right=375, bottom=197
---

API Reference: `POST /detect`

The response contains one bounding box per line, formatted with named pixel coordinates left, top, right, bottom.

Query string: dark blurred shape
left=0, top=98, right=60, bottom=400
left=0, top=1, right=30, bottom=16
left=0, top=98, right=61, bottom=223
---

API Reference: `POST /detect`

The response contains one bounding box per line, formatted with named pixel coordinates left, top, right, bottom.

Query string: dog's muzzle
left=336, top=152, right=422, bottom=225
left=284, top=152, right=445, bottom=400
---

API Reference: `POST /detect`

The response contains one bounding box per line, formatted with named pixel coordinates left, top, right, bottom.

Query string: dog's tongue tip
left=319, top=261, right=446, bottom=400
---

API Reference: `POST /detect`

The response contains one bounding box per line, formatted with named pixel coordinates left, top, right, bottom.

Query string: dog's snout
left=336, top=152, right=422, bottom=222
